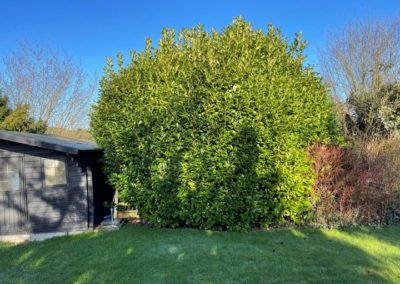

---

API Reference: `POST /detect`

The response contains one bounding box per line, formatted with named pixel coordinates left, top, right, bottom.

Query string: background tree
left=0, top=95, right=11, bottom=122
left=0, top=92, right=46, bottom=133
left=319, top=17, right=400, bottom=137
left=0, top=42, right=96, bottom=129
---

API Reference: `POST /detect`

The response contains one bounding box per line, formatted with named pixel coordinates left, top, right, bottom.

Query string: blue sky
left=1, top=0, right=399, bottom=77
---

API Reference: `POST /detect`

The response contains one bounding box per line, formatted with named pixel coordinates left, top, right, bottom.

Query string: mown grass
left=0, top=225, right=399, bottom=283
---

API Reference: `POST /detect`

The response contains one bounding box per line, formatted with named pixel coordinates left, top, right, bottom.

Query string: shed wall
left=0, top=141, right=91, bottom=234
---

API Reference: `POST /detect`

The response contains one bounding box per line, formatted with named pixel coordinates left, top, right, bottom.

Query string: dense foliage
left=0, top=95, right=46, bottom=133
left=345, top=82, right=400, bottom=137
left=311, top=137, right=400, bottom=227
left=91, top=19, right=339, bottom=230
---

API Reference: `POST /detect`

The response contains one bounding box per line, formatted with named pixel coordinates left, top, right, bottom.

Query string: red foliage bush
left=310, top=137, right=400, bottom=226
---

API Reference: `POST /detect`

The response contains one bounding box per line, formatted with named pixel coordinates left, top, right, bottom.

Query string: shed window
left=44, top=158, right=67, bottom=187
left=0, top=158, right=20, bottom=191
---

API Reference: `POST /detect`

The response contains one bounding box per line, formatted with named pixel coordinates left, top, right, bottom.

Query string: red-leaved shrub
left=310, top=136, right=400, bottom=227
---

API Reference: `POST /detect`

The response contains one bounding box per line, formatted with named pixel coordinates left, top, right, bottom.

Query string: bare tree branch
left=319, top=17, right=400, bottom=136
left=0, top=42, right=97, bottom=129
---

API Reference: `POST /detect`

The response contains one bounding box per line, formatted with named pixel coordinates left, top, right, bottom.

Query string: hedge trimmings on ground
left=91, top=18, right=339, bottom=230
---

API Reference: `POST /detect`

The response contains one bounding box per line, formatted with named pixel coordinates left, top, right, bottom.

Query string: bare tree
left=321, top=17, right=400, bottom=98
left=319, top=17, right=400, bottom=136
left=0, top=42, right=96, bottom=129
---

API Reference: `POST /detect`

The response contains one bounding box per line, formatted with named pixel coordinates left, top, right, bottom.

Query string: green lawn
left=0, top=225, right=399, bottom=283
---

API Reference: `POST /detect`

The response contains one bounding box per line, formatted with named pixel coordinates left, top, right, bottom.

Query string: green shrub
left=0, top=95, right=46, bottom=133
left=91, top=18, right=339, bottom=230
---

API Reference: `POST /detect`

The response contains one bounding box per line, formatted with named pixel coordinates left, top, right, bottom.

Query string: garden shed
left=0, top=131, right=113, bottom=241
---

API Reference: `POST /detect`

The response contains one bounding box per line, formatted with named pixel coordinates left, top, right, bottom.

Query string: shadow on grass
left=0, top=225, right=399, bottom=283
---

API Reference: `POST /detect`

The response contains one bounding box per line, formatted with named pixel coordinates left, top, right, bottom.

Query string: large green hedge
left=91, top=18, right=339, bottom=230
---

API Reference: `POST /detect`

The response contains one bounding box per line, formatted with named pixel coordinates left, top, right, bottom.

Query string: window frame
left=41, top=155, right=69, bottom=190
left=0, top=157, right=23, bottom=192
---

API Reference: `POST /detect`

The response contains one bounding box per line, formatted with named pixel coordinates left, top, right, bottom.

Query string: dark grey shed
left=0, top=131, right=113, bottom=237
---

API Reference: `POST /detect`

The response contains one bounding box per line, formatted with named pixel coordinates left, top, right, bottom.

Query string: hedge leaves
left=91, top=18, right=339, bottom=230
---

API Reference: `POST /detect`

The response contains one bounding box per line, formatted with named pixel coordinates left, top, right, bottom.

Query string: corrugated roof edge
left=0, top=130, right=101, bottom=155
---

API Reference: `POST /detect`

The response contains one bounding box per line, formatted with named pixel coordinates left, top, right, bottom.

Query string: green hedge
left=91, top=18, right=339, bottom=230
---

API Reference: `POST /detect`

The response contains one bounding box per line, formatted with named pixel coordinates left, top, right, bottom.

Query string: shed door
left=0, top=157, right=26, bottom=233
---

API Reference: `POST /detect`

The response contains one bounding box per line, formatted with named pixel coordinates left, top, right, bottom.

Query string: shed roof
left=0, top=130, right=101, bottom=155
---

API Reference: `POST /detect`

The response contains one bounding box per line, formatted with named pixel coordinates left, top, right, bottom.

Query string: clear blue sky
left=1, top=0, right=399, bottom=77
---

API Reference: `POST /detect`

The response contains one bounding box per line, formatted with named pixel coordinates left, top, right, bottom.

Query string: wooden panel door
left=0, top=157, right=26, bottom=233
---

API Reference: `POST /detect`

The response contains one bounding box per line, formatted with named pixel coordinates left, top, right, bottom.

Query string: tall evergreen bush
left=91, top=18, right=339, bottom=230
